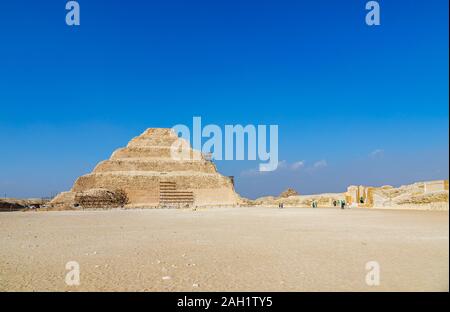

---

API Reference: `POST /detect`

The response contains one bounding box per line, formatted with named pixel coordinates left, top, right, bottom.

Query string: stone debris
left=279, top=188, right=299, bottom=198
left=244, top=180, right=448, bottom=211
left=345, top=180, right=449, bottom=210
left=0, top=198, right=50, bottom=212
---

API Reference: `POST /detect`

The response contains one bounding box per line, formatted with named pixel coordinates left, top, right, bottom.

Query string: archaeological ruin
left=50, top=128, right=239, bottom=209
left=47, top=128, right=448, bottom=211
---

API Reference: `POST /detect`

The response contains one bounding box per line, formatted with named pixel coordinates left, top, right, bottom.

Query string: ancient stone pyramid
left=51, top=128, right=238, bottom=208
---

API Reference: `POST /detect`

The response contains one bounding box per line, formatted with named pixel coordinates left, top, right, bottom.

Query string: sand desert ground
left=0, top=207, right=448, bottom=291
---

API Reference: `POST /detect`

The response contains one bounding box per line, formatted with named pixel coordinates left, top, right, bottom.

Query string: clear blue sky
left=0, top=0, right=448, bottom=199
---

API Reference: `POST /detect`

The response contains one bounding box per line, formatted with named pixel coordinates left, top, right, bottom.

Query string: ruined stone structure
left=50, top=128, right=238, bottom=209
left=345, top=180, right=449, bottom=210
left=424, top=180, right=449, bottom=193
left=345, top=185, right=374, bottom=207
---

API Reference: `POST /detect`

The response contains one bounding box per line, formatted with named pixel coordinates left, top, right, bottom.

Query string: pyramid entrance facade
left=51, top=128, right=239, bottom=209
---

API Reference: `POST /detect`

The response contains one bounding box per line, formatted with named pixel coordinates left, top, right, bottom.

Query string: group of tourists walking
left=333, top=200, right=346, bottom=209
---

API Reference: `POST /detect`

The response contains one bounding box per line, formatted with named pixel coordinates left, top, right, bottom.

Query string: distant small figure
left=278, top=203, right=284, bottom=209
left=341, top=200, right=345, bottom=209
left=333, top=200, right=337, bottom=207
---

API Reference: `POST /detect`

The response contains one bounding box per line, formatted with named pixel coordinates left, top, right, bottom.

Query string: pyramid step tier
left=111, top=146, right=203, bottom=160
left=127, top=137, right=181, bottom=148
left=94, top=159, right=217, bottom=174
left=72, top=172, right=234, bottom=193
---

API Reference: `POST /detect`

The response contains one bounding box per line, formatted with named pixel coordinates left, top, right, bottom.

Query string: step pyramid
left=51, top=128, right=238, bottom=208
